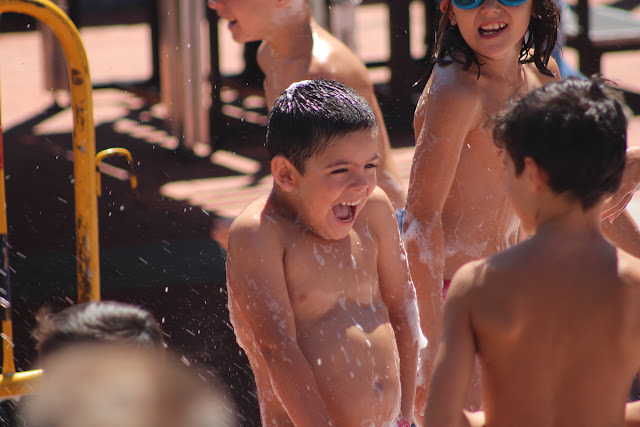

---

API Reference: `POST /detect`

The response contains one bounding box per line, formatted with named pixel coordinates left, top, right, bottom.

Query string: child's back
left=463, top=231, right=640, bottom=426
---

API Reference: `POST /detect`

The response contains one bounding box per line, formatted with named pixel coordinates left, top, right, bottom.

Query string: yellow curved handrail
left=0, top=0, right=99, bottom=395
left=0, top=0, right=99, bottom=304
left=95, top=148, right=138, bottom=198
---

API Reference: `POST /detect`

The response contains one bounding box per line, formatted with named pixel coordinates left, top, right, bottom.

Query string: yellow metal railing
left=0, top=0, right=135, bottom=396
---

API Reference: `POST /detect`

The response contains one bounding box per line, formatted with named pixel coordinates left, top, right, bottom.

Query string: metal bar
left=0, top=0, right=100, bottom=302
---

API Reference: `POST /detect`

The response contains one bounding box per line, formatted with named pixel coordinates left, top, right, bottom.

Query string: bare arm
left=602, top=147, right=640, bottom=222
left=601, top=209, right=640, bottom=258
left=402, top=77, right=482, bottom=409
left=424, top=263, right=478, bottom=427
left=371, top=190, right=423, bottom=421
left=227, top=222, right=335, bottom=426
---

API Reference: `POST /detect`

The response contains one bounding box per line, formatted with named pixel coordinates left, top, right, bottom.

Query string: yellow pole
left=0, top=0, right=100, bottom=302
left=0, top=128, right=14, bottom=375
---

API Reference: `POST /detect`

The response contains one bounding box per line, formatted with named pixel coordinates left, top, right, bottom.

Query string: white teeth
left=481, top=23, right=506, bottom=31
left=341, top=199, right=361, bottom=207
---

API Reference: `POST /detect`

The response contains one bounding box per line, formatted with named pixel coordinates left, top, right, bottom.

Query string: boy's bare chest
left=282, top=232, right=380, bottom=320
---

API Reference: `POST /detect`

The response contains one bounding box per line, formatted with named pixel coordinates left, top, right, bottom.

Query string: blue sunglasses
left=451, top=0, right=527, bottom=10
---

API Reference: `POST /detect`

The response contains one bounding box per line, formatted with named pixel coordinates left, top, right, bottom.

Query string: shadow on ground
left=3, top=90, right=267, bottom=425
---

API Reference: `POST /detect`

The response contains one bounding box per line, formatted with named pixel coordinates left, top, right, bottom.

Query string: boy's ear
left=439, top=0, right=450, bottom=13
left=523, top=157, right=549, bottom=192
left=271, top=156, right=299, bottom=192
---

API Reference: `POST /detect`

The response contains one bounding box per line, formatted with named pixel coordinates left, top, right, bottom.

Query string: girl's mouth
left=332, top=199, right=363, bottom=223
left=479, top=22, right=507, bottom=36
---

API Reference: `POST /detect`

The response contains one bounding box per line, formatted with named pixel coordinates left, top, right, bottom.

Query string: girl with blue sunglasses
left=451, top=0, right=528, bottom=10
left=404, top=0, right=561, bottom=422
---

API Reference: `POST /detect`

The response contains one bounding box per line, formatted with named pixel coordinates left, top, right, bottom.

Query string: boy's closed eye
left=330, top=163, right=377, bottom=174
left=331, top=168, right=349, bottom=174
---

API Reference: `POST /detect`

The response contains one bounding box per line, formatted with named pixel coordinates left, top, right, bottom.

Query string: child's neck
left=264, top=15, right=314, bottom=61
left=531, top=198, right=604, bottom=239
left=268, top=186, right=303, bottom=224
left=476, top=48, right=524, bottom=83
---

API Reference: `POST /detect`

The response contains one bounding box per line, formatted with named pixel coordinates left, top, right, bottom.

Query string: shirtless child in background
left=226, top=80, right=422, bottom=426
left=207, top=0, right=405, bottom=210
left=426, top=76, right=640, bottom=427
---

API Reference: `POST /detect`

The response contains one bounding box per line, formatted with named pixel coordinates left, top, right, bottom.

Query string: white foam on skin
left=363, top=221, right=372, bottom=240
left=445, top=238, right=488, bottom=260
left=312, top=243, right=326, bottom=266
left=402, top=212, right=444, bottom=277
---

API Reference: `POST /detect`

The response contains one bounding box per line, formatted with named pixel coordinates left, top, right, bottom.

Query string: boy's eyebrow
left=324, top=153, right=380, bottom=168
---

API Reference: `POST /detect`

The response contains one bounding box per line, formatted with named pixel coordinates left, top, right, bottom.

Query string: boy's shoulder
left=228, top=195, right=285, bottom=247
left=359, top=187, right=396, bottom=222
left=308, top=25, right=372, bottom=91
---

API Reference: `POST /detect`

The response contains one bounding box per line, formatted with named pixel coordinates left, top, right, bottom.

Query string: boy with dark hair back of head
left=24, top=302, right=238, bottom=427
left=425, top=76, right=640, bottom=427
left=32, top=300, right=164, bottom=358
left=227, top=79, right=423, bottom=426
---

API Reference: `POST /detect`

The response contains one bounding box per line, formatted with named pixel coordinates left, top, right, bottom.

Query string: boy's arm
left=227, top=223, right=335, bottom=426
left=424, top=263, right=478, bottom=427
left=601, top=209, right=640, bottom=258
left=371, top=190, right=424, bottom=421
left=403, top=81, right=482, bottom=405
left=602, top=147, right=640, bottom=222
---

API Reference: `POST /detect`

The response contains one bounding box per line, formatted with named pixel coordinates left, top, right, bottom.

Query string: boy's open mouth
left=332, top=199, right=362, bottom=223
left=479, top=22, right=507, bottom=36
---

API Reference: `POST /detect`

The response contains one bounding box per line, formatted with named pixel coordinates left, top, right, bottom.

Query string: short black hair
left=427, top=0, right=559, bottom=79
left=493, top=76, right=627, bottom=209
left=33, top=301, right=164, bottom=358
left=266, top=79, right=377, bottom=174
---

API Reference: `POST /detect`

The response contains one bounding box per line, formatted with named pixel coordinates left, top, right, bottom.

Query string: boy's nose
left=351, top=174, right=370, bottom=191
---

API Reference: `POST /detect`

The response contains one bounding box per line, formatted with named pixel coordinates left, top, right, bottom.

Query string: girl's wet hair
left=493, top=76, right=627, bottom=210
left=267, top=79, right=377, bottom=174
left=425, top=0, right=560, bottom=80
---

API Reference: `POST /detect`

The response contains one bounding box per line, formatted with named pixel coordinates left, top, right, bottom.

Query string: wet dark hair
left=266, top=79, right=377, bottom=174
left=493, top=76, right=627, bottom=210
left=426, top=0, right=559, bottom=80
left=33, top=301, right=164, bottom=358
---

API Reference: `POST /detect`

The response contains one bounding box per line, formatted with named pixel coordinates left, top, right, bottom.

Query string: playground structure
left=0, top=0, right=136, bottom=396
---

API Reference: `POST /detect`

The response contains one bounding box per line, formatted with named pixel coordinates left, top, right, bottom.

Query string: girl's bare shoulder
left=524, top=57, right=562, bottom=90
left=430, top=63, right=484, bottom=98
left=415, top=64, right=484, bottom=127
